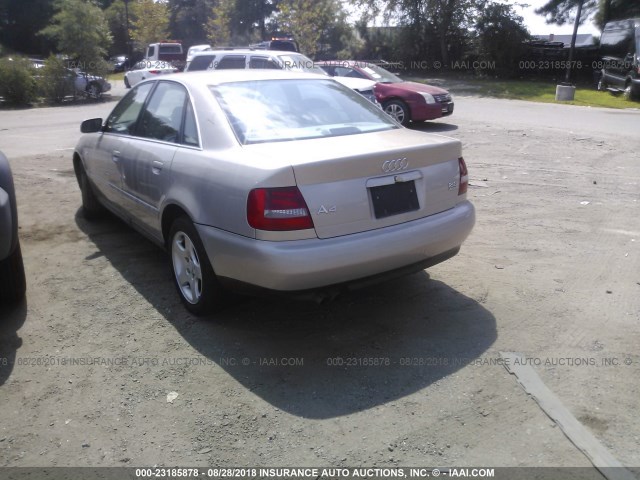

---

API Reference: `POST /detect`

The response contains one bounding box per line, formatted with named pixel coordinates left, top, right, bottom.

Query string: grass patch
left=408, top=76, right=639, bottom=109
left=107, top=72, right=124, bottom=82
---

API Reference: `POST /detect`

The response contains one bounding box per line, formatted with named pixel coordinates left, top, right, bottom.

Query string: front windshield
left=276, top=54, right=328, bottom=75
left=211, top=79, right=398, bottom=145
left=362, top=64, right=403, bottom=83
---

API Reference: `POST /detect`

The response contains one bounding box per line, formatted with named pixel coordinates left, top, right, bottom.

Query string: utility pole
left=124, top=0, right=132, bottom=66
left=564, top=0, right=584, bottom=84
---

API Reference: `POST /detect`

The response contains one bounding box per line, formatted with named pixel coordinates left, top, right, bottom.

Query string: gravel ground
left=0, top=90, right=638, bottom=475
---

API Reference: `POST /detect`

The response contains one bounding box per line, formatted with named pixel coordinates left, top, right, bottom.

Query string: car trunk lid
left=245, top=129, right=463, bottom=239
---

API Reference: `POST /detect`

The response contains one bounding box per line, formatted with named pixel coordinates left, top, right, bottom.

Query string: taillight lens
left=247, top=187, right=314, bottom=231
left=458, top=157, right=468, bottom=195
left=148, top=70, right=160, bottom=74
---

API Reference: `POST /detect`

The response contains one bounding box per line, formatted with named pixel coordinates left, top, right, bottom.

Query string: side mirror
left=80, top=118, right=103, bottom=133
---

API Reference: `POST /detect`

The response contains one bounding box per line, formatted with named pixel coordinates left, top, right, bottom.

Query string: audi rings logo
left=382, top=157, right=409, bottom=173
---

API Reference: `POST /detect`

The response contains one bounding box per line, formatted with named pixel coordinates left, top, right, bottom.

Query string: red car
left=317, top=61, right=454, bottom=126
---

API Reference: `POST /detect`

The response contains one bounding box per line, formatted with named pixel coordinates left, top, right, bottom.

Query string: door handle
left=152, top=160, right=164, bottom=174
left=112, top=150, right=120, bottom=162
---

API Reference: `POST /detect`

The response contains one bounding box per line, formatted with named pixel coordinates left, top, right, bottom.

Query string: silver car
left=74, top=70, right=474, bottom=315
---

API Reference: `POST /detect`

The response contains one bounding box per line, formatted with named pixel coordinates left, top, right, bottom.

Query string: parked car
left=73, top=70, right=474, bottom=315
left=109, top=55, right=129, bottom=73
left=145, top=42, right=186, bottom=71
left=186, top=44, right=211, bottom=62
left=249, top=37, right=299, bottom=52
left=0, top=151, right=26, bottom=304
left=185, top=50, right=379, bottom=105
left=317, top=61, right=454, bottom=125
left=70, top=69, right=111, bottom=98
left=598, top=18, right=640, bottom=100
left=124, top=60, right=179, bottom=88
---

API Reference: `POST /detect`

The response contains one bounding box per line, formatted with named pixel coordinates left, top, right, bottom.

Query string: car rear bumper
left=196, top=200, right=475, bottom=291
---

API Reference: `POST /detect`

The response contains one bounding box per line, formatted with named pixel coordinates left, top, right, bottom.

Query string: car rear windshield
left=211, top=79, right=398, bottom=145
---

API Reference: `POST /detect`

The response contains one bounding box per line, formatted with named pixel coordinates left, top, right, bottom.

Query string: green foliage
left=0, top=0, right=54, bottom=55
left=475, top=3, right=530, bottom=77
left=595, top=0, right=640, bottom=28
left=353, top=0, right=482, bottom=65
left=0, top=56, right=37, bottom=106
left=275, top=0, right=351, bottom=58
left=104, top=0, right=131, bottom=56
left=207, top=0, right=234, bottom=46
left=39, top=0, right=112, bottom=75
left=37, top=55, right=74, bottom=103
left=130, top=0, right=170, bottom=49
left=535, top=0, right=598, bottom=26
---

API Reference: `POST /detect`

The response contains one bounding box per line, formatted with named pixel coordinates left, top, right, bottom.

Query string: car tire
left=87, top=82, right=102, bottom=99
left=0, top=242, right=26, bottom=304
left=623, top=81, right=639, bottom=101
left=383, top=100, right=410, bottom=126
left=124, top=76, right=131, bottom=89
left=597, top=72, right=608, bottom=92
left=169, top=216, right=223, bottom=316
left=78, top=165, right=104, bottom=220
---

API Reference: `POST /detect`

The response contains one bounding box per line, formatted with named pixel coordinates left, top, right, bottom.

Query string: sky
left=513, top=0, right=601, bottom=36
left=343, top=0, right=602, bottom=36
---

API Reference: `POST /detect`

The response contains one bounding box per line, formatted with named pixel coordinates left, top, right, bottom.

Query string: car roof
left=169, top=69, right=332, bottom=88
left=190, top=49, right=305, bottom=58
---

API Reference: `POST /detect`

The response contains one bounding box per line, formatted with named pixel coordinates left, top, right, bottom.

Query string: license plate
left=370, top=181, right=419, bottom=219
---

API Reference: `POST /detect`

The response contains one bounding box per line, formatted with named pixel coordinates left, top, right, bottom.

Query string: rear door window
left=216, top=55, right=246, bottom=69
left=249, top=56, right=280, bottom=69
left=188, top=54, right=217, bottom=71
left=136, top=82, right=188, bottom=144
left=105, top=83, right=154, bottom=135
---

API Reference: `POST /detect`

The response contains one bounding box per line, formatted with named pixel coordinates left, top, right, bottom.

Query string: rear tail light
left=458, top=157, right=468, bottom=195
left=148, top=70, right=161, bottom=74
left=247, top=187, right=314, bottom=231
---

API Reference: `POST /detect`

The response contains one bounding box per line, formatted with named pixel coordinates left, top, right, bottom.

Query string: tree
left=275, top=0, right=351, bottom=57
left=0, top=0, right=54, bottom=55
left=595, top=0, right=640, bottom=28
left=104, top=0, right=130, bottom=56
left=40, top=0, right=112, bottom=75
left=353, top=0, right=481, bottom=65
left=535, top=0, right=595, bottom=83
left=534, top=0, right=597, bottom=26
left=130, top=0, right=170, bottom=50
left=167, top=0, right=212, bottom=45
left=206, top=0, right=233, bottom=46
left=474, top=3, right=530, bottom=77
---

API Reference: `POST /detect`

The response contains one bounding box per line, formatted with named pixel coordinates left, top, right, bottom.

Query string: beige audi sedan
left=74, top=70, right=474, bottom=315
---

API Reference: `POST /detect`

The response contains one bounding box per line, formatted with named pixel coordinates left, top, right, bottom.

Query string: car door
left=119, top=81, right=191, bottom=238
left=86, top=82, right=154, bottom=208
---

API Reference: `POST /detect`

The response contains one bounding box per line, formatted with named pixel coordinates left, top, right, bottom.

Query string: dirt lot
left=0, top=91, right=639, bottom=474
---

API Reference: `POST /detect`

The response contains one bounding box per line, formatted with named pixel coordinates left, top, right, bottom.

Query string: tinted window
left=159, top=45, right=182, bottom=54
left=269, top=40, right=298, bottom=52
left=188, top=54, right=217, bottom=72
left=249, top=56, right=280, bottom=69
left=105, top=83, right=154, bottom=134
left=147, top=46, right=155, bottom=57
left=216, top=55, right=246, bottom=69
left=600, top=24, right=633, bottom=57
left=137, top=82, right=188, bottom=144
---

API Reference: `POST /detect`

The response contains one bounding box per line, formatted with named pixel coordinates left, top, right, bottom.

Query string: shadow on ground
left=76, top=210, right=496, bottom=419
left=0, top=299, right=27, bottom=386
left=410, top=121, right=458, bottom=133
